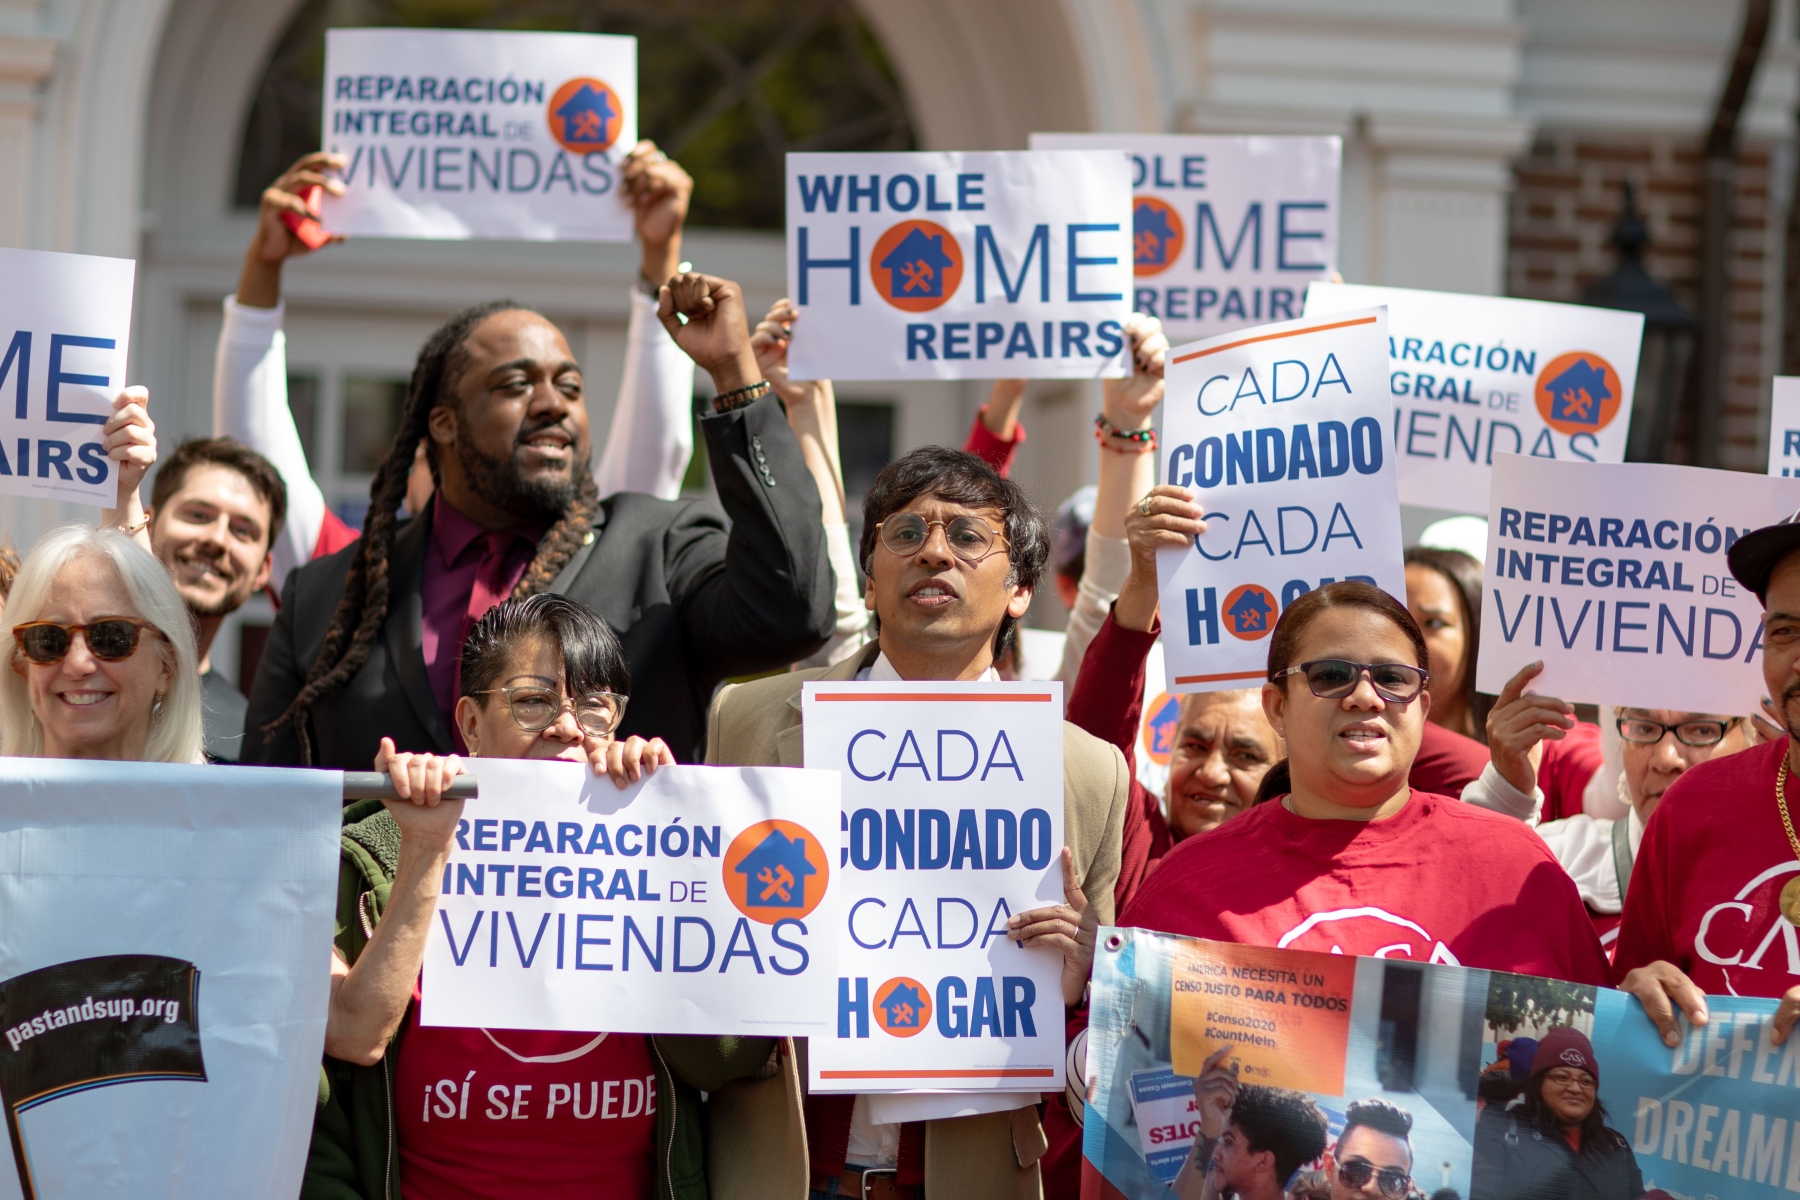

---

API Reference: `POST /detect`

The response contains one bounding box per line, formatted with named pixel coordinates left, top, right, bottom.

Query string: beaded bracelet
left=1094, top=414, right=1157, bottom=454
left=713, top=379, right=771, bottom=412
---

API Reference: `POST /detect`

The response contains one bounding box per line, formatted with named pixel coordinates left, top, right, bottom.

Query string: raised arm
left=99, top=386, right=157, bottom=553
left=965, top=379, right=1027, bottom=475
left=592, top=142, right=698, bottom=501
left=1459, top=660, right=1573, bottom=821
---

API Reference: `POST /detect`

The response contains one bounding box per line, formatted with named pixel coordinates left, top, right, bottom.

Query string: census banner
left=802, top=681, right=1066, bottom=1093
left=1304, top=283, right=1645, bottom=514
left=1156, top=308, right=1404, bottom=695
left=322, top=28, right=637, bottom=241
left=785, top=150, right=1132, bottom=381
left=0, top=760, right=339, bottom=1200
left=1029, top=134, right=1339, bottom=344
left=1085, top=928, right=1791, bottom=1200
left=1769, top=376, right=1800, bottom=476
left=0, top=247, right=135, bottom=507
left=1477, top=454, right=1800, bottom=715
left=422, top=761, right=838, bottom=1037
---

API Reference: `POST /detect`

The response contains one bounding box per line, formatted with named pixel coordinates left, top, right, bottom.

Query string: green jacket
left=300, top=800, right=777, bottom=1200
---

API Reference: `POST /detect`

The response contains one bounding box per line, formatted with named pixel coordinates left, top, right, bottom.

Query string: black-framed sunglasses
left=876, top=513, right=1008, bottom=564
left=1335, top=1157, right=1412, bottom=1199
left=473, top=687, right=627, bottom=738
left=1616, top=715, right=1739, bottom=748
left=12, top=619, right=165, bottom=665
left=1273, top=659, right=1429, bottom=704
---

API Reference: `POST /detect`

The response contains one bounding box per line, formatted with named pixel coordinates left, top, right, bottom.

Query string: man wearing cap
left=1615, top=515, right=1800, bottom=1048
left=1469, top=1026, right=1642, bottom=1198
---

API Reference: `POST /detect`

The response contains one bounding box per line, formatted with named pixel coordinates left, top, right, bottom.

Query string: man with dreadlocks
left=242, top=270, right=835, bottom=767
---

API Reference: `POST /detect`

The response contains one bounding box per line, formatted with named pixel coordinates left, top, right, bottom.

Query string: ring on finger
left=1138, top=495, right=1155, bottom=517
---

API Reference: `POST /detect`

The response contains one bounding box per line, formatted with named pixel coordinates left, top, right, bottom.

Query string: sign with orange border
left=1169, top=940, right=1355, bottom=1094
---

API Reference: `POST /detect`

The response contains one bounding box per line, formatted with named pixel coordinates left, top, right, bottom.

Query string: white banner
left=1156, top=308, right=1405, bottom=694
left=784, top=150, right=1132, bottom=381
left=802, top=681, right=1067, bottom=1093
left=1769, top=376, right=1800, bottom=476
left=1476, top=454, right=1800, bottom=714
left=0, top=760, right=339, bottom=1200
left=321, top=28, right=637, bottom=242
left=1029, top=133, right=1340, bottom=344
left=0, top=247, right=135, bottom=507
left=422, top=761, right=840, bottom=1037
left=1304, top=283, right=1645, bottom=514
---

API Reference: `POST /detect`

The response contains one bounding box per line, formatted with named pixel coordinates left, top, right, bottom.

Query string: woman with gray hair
left=1, top=525, right=203, bottom=763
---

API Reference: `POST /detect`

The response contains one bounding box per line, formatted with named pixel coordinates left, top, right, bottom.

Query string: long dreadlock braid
left=263, top=300, right=603, bottom=763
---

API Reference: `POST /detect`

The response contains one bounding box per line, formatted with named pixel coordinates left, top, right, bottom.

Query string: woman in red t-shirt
left=308, top=593, right=766, bottom=1200
left=1118, top=580, right=1612, bottom=985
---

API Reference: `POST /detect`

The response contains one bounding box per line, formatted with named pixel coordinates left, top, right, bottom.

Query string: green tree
left=1484, top=973, right=1596, bottom=1035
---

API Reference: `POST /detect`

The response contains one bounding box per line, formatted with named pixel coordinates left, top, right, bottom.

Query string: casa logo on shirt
left=1695, top=862, right=1800, bottom=981
left=1275, top=906, right=1460, bottom=965
left=871, top=220, right=964, bottom=311
left=546, top=77, right=625, bottom=154
left=722, top=820, right=830, bottom=924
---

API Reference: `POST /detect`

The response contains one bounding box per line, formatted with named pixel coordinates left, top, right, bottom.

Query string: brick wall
left=1506, top=130, right=1778, bottom=472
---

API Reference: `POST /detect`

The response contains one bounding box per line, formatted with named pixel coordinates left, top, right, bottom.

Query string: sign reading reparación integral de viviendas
left=322, top=27, right=637, bottom=241
left=784, top=150, right=1132, bottom=381
left=0, top=955, right=204, bottom=1200
left=422, top=760, right=840, bottom=1037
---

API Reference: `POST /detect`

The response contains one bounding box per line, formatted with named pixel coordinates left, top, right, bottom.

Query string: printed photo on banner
left=783, top=150, right=1132, bottom=381
left=1085, top=927, right=1797, bottom=1200
left=0, top=760, right=340, bottom=1199
left=1029, top=133, right=1340, bottom=344
left=321, top=27, right=638, bottom=241
left=0, top=246, right=136, bottom=507
left=801, top=681, right=1067, bottom=1093
left=1768, top=376, right=1800, bottom=476
left=1155, top=306, right=1405, bottom=695
left=1476, top=454, right=1800, bottom=715
left=1304, top=282, right=1646, bottom=515
left=421, top=760, right=841, bottom=1037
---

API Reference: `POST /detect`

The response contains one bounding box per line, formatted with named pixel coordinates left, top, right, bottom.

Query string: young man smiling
left=703, top=446, right=1130, bottom=1200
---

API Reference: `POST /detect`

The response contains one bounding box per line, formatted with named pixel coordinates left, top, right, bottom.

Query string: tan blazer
left=703, top=643, right=1131, bottom=1200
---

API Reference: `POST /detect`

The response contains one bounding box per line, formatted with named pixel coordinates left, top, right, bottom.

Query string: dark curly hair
left=859, top=446, right=1049, bottom=659
left=1230, top=1084, right=1330, bottom=1187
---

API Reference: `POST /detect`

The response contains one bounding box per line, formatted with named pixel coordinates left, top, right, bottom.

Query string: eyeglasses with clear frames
left=473, top=687, right=627, bottom=738
left=875, top=513, right=1009, bottom=564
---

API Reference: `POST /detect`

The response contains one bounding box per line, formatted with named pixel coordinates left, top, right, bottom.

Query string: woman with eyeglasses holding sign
left=306, top=593, right=780, bottom=1200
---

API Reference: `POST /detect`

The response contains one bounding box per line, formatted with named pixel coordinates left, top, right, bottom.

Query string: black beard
left=1782, top=681, right=1800, bottom=742
left=453, top=413, right=585, bottom=524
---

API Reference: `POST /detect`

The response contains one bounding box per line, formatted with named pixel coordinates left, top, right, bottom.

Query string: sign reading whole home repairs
left=0, top=247, right=135, bottom=507
left=1156, top=308, right=1405, bottom=695
left=1477, top=454, right=1800, bottom=715
left=802, top=681, right=1067, bottom=1093
left=321, top=27, right=637, bottom=241
left=1029, top=133, right=1340, bottom=344
left=421, top=761, right=840, bottom=1037
left=1767, top=376, right=1800, bottom=476
left=1304, top=282, right=1645, bottom=514
left=784, top=150, right=1132, bottom=381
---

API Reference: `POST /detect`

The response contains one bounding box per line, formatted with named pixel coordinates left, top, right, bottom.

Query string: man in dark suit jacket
left=242, top=272, right=833, bottom=768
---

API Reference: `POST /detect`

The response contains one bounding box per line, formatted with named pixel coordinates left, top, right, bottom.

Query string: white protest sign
left=802, top=681, right=1066, bottom=1093
left=1030, top=134, right=1340, bottom=344
left=1304, top=283, right=1645, bottom=514
left=1769, top=376, right=1800, bottom=476
left=784, top=150, right=1131, bottom=381
left=0, top=247, right=135, bottom=507
left=0, top=760, right=339, bottom=1200
left=1156, top=308, right=1405, bottom=694
left=322, top=28, right=637, bottom=242
left=1476, top=454, right=1800, bottom=714
left=422, top=761, right=839, bottom=1036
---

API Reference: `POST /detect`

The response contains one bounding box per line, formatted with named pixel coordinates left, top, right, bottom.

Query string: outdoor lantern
left=1580, top=182, right=1698, bottom=463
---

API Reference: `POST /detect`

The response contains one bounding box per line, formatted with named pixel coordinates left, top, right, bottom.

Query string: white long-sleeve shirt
left=1461, top=762, right=1644, bottom=917
left=213, top=288, right=696, bottom=594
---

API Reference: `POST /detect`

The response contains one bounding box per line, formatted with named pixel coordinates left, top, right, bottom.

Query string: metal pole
left=342, top=771, right=479, bottom=801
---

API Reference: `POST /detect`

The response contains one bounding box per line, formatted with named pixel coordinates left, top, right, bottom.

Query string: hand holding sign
left=1006, top=847, right=1098, bottom=1007
left=658, top=272, right=761, bottom=393
left=1191, top=1044, right=1239, bottom=1140
left=1484, top=660, right=1575, bottom=795
left=99, top=387, right=155, bottom=551
left=1617, top=961, right=1710, bottom=1049
left=1117, top=484, right=1207, bottom=633
left=1101, top=314, right=1169, bottom=431
left=602, top=734, right=675, bottom=785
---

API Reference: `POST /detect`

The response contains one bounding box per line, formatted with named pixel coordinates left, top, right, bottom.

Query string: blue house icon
left=879, top=983, right=928, bottom=1030
left=553, top=84, right=617, bottom=149
left=879, top=228, right=955, bottom=297
left=1134, top=204, right=1177, bottom=265
left=1542, top=358, right=1611, bottom=427
left=1227, top=589, right=1274, bottom=635
left=732, top=829, right=818, bottom=910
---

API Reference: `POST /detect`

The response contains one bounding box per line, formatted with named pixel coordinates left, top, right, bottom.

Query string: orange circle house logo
left=1142, top=692, right=1180, bottom=766
left=1132, top=196, right=1184, bottom=276
left=546, top=77, right=625, bottom=154
left=873, top=977, right=933, bottom=1037
left=1534, top=351, right=1623, bottom=436
left=870, top=220, right=964, bottom=312
left=723, top=819, right=829, bottom=924
left=1222, top=584, right=1280, bottom=642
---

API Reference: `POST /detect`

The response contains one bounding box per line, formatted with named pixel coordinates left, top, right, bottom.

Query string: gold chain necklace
left=1776, top=759, right=1800, bottom=925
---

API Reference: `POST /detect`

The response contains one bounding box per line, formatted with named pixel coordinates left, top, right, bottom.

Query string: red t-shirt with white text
left=1118, top=790, right=1612, bottom=984
left=1613, top=738, right=1800, bottom=998
left=394, top=1002, right=658, bottom=1199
